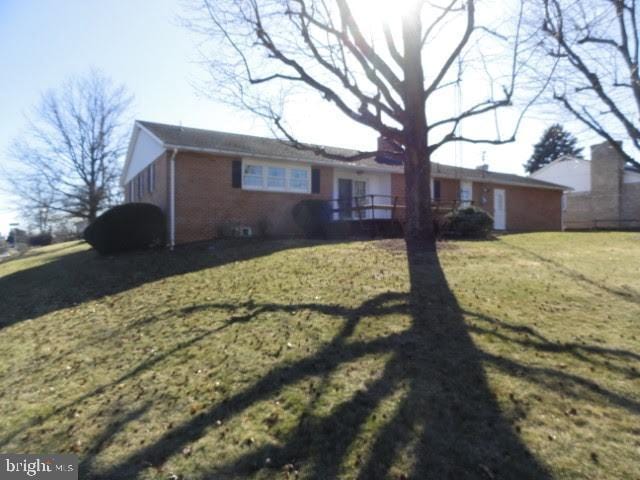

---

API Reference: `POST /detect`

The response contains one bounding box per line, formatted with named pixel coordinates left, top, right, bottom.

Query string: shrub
left=84, top=203, right=166, bottom=254
left=28, top=233, right=53, bottom=246
left=292, top=200, right=332, bottom=238
left=444, top=206, right=494, bottom=239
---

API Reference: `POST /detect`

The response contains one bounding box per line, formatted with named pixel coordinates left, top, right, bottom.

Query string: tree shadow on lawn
left=502, top=241, right=640, bottom=305
left=4, top=239, right=638, bottom=478
left=83, top=247, right=569, bottom=480
left=0, top=239, right=323, bottom=330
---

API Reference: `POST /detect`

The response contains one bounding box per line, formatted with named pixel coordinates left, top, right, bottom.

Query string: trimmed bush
left=444, top=206, right=494, bottom=239
left=84, top=203, right=166, bottom=254
left=28, top=233, right=53, bottom=246
left=292, top=200, right=332, bottom=238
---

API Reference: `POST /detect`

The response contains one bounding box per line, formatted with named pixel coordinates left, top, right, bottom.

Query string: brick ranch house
left=121, top=121, right=566, bottom=247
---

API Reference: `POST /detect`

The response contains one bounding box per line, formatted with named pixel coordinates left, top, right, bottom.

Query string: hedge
left=84, top=203, right=166, bottom=254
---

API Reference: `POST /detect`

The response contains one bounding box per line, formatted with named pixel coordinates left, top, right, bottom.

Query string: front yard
left=0, top=232, right=638, bottom=479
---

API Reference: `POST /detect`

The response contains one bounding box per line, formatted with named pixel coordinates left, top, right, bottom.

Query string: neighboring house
left=121, top=121, right=565, bottom=246
left=531, top=142, right=640, bottom=229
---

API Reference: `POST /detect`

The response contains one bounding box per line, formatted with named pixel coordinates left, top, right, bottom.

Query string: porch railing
left=330, top=195, right=475, bottom=221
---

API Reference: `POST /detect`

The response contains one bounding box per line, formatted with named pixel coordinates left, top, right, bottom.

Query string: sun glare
left=349, top=0, right=417, bottom=31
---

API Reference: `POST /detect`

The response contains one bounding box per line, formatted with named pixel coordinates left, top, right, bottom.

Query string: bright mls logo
left=1, top=454, right=77, bottom=479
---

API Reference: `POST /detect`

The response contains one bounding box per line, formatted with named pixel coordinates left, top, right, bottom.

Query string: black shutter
left=433, top=179, right=441, bottom=201
left=311, top=168, right=321, bottom=194
left=232, top=160, right=242, bottom=188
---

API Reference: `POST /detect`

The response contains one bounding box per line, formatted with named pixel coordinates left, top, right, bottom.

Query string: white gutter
left=162, top=144, right=397, bottom=174
left=169, top=148, right=178, bottom=250
left=163, top=143, right=566, bottom=190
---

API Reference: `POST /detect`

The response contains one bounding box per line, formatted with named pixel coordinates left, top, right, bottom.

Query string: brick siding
left=174, top=152, right=333, bottom=244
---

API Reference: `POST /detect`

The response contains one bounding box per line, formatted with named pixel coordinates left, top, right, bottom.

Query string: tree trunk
left=402, top=4, right=434, bottom=253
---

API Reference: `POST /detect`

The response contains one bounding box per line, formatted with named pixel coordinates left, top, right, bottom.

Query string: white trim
left=121, top=121, right=565, bottom=191
left=137, top=139, right=565, bottom=191
left=332, top=168, right=392, bottom=220
left=164, top=144, right=394, bottom=174
left=120, top=122, right=166, bottom=186
left=493, top=188, right=507, bottom=230
left=431, top=173, right=567, bottom=191
left=460, top=180, right=473, bottom=206
left=241, top=158, right=311, bottom=194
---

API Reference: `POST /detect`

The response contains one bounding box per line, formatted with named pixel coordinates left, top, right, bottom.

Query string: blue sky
left=0, top=0, right=572, bottom=237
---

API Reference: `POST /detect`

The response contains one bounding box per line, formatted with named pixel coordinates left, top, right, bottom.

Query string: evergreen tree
left=524, top=124, right=583, bottom=173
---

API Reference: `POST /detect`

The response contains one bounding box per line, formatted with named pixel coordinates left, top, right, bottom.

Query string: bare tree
left=17, top=177, right=59, bottom=233
left=188, top=0, right=534, bottom=251
left=5, top=71, right=133, bottom=226
left=538, top=0, right=640, bottom=168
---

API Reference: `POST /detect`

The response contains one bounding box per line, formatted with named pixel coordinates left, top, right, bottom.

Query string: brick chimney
left=375, top=136, right=404, bottom=165
left=590, top=141, right=624, bottom=224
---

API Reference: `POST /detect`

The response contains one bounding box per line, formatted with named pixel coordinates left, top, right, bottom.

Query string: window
left=137, top=174, right=144, bottom=200
left=242, top=161, right=310, bottom=193
left=289, top=168, right=309, bottom=192
left=432, top=179, right=441, bottom=201
left=243, top=164, right=263, bottom=188
left=147, top=163, right=155, bottom=194
left=460, top=181, right=472, bottom=206
left=267, top=166, right=286, bottom=189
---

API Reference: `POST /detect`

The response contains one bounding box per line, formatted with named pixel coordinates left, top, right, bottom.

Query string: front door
left=338, top=179, right=353, bottom=219
left=494, top=189, right=506, bottom=230
left=353, top=180, right=367, bottom=218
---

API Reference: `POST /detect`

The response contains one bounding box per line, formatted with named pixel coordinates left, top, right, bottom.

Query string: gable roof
left=130, top=120, right=566, bottom=191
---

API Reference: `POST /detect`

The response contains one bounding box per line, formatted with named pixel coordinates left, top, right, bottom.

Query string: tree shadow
left=81, top=246, right=564, bottom=479
left=501, top=240, right=640, bottom=305
left=0, top=239, right=324, bottom=330
left=8, top=240, right=636, bottom=478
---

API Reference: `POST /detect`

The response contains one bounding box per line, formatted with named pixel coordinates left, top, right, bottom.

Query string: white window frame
left=288, top=167, right=310, bottom=193
left=242, top=163, right=265, bottom=189
left=242, top=159, right=311, bottom=194
left=460, top=181, right=473, bottom=206
left=266, top=166, right=286, bottom=190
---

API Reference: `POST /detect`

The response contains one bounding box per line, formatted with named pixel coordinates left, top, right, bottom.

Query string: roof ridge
left=137, top=120, right=360, bottom=154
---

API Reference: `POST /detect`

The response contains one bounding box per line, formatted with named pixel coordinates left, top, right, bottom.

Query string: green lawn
left=0, top=233, right=638, bottom=479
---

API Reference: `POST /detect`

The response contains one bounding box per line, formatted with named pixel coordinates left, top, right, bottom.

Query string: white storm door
left=460, top=181, right=473, bottom=206
left=494, top=189, right=506, bottom=230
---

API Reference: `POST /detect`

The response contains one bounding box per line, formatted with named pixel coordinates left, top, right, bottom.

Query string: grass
left=0, top=232, right=638, bottom=479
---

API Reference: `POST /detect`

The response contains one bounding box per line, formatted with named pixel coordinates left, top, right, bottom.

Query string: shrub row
left=292, top=200, right=494, bottom=239
left=82, top=200, right=491, bottom=256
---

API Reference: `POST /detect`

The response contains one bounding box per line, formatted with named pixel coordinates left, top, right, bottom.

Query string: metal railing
left=330, top=195, right=474, bottom=221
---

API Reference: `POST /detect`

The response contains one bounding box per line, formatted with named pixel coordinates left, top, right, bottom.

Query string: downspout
left=169, top=148, right=178, bottom=250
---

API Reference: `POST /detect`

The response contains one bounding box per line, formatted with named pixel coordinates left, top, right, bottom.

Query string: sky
left=0, top=0, right=589, bottom=237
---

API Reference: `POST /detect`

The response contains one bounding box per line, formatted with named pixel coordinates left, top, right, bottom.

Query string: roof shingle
left=137, top=120, right=567, bottom=190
